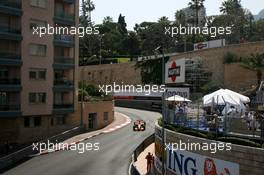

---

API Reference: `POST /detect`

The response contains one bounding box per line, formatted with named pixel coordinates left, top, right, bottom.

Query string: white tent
left=203, top=89, right=250, bottom=114
left=224, top=89, right=250, bottom=103
left=166, top=95, right=191, bottom=102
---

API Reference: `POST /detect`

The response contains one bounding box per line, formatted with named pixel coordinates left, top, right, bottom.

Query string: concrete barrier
left=130, top=134, right=155, bottom=175
left=155, top=124, right=264, bottom=175
left=0, top=126, right=84, bottom=172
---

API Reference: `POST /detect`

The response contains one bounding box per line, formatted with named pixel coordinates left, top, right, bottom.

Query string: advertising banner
left=166, top=87, right=190, bottom=99
left=194, top=39, right=226, bottom=51
left=165, top=59, right=186, bottom=84
left=167, top=149, right=239, bottom=175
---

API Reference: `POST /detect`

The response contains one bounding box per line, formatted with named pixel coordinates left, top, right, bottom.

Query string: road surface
left=3, top=107, right=161, bottom=175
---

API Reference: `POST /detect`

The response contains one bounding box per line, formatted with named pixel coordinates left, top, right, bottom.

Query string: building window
left=34, top=117, right=41, bottom=127
left=0, top=92, right=7, bottom=105
left=24, top=117, right=30, bottom=128
left=29, top=93, right=46, bottom=104
left=30, top=0, right=47, bottom=8
left=30, top=19, right=47, bottom=31
left=50, top=118, right=54, bottom=126
left=29, top=68, right=46, bottom=80
left=0, top=68, right=8, bottom=79
left=104, top=112, right=108, bottom=121
left=29, top=44, right=46, bottom=57
left=56, top=115, right=66, bottom=125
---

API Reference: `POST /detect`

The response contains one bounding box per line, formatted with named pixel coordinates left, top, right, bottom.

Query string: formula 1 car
left=133, top=120, right=146, bottom=131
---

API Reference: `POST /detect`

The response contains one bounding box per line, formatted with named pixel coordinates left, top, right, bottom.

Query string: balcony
left=54, top=11, right=75, bottom=26
left=53, top=103, right=74, bottom=114
left=0, top=25, right=22, bottom=41
left=53, top=57, right=74, bottom=69
left=0, top=78, right=21, bottom=91
left=53, top=78, right=74, bottom=92
left=0, top=52, right=22, bottom=66
left=62, top=0, right=75, bottom=4
left=54, top=35, right=74, bottom=47
left=0, top=104, right=21, bottom=117
left=0, top=0, right=22, bottom=16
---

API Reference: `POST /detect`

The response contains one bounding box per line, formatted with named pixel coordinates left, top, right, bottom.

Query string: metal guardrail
left=115, top=100, right=162, bottom=113
left=0, top=126, right=84, bottom=172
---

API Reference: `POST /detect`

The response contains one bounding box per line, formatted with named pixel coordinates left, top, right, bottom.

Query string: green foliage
left=188, top=0, right=205, bottom=26
left=134, top=17, right=178, bottom=55
left=79, top=0, right=264, bottom=66
left=200, top=82, right=220, bottom=95
left=79, top=82, right=112, bottom=101
left=241, top=53, right=264, bottom=85
left=81, top=0, right=95, bottom=26
left=136, top=56, right=170, bottom=85
left=117, top=14, right=127, bottom=35
left=223, top=52, right=239, bottom=64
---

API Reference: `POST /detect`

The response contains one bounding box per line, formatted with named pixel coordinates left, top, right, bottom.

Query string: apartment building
left=0, top=0, right=79, bottom=146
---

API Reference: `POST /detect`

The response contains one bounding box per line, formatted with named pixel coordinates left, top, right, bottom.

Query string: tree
left=175, top=10, right=186, bottom=25
left=188, top=0, right=205, bottom=26
left=117, top=14, right=128, bottom=35
left=120, top=32, right=140, bottom=58
left=81, top=0, right=95, bottom=26
left=218, top=0, right=248, bottom=43
left=241, top=53, right=264, bottom=86
left=135, top=17, right=176, bottom=55
left=220, top=0, right=241, bottom=15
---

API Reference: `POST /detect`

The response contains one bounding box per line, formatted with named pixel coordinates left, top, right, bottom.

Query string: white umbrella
left=166, top=95, right=191, bottom=102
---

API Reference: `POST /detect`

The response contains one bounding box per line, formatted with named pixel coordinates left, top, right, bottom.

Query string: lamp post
left=80, top=68, right=84, bottom=127
left=155, top=46, right=166, bottom=175
left=99, top=34, right=104, bottom=65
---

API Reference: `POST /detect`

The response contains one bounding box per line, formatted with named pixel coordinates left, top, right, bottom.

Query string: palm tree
left=241, top=53, right=264, bottom=87
left=220, top=0, right=241, bottom=14
left=82, top=0, right=95, bottom=24
left=188, top=0, right=205, bottom=26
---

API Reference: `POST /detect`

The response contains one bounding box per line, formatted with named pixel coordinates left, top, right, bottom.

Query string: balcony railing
left=54, top=35, right=74, bottom=43
left=0, top=104, right=20, bottom=111
left=0, top=0, right=21, bottom=9
left=53, top=104, right=74, bottom=109
left=55, top=11, right=75, bottom=21
left=0, top=78, right=20, bottom=85
left=54, top=57, right=74, bottom=64
left=54, top=79, right=73, bottom=86
left=0, top=24, right=21, bottom=34
left=62, top=0, right=75, bottom=4
left=0, top=52, right=21, bottom=60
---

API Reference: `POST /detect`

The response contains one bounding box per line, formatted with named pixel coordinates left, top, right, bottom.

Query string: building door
left=88, top=113, right=97, bottom=130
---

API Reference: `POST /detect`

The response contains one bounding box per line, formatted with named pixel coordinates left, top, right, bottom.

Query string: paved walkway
left=134, top=143, right=155, bottom=175
left=33, top=112, right=131, bottom=156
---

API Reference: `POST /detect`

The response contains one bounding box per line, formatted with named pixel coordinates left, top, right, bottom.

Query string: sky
left=82, top=0, right=264, bottom=30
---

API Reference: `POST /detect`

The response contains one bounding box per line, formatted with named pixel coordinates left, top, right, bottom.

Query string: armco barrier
left=0, top=126, right=84, bottom=172
left=115, top=99, right=162, bottom=113
left=130, top=134, right=155, bottom=175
